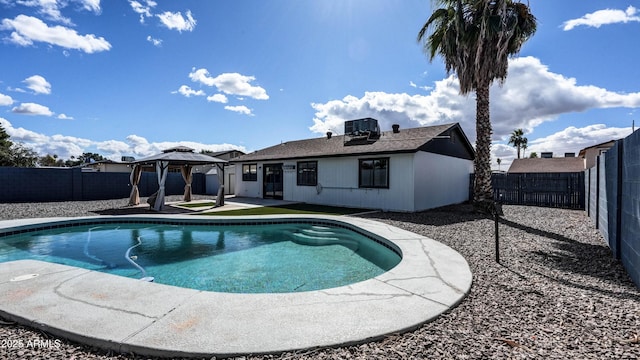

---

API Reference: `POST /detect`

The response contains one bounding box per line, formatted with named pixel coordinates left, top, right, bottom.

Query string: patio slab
left=0, top=214, right=472, bottom=358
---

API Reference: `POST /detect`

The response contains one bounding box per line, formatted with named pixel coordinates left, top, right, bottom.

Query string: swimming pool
left=0, top=218, right=401, bottom=293
left=0, top=214, right=473, bottom=357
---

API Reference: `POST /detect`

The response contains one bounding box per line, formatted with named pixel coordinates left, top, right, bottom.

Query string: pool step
left=301, top=228, right=336, bottom=236
left=311, top=225, right=332, bottom=231
left=290, top=231, right=359, bottom=251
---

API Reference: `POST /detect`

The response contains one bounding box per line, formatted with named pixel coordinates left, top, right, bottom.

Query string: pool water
left=0, top=222, right=401, bottom=293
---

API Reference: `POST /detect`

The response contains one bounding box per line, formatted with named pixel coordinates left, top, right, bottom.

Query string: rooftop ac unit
left=343, top=118, right=380, bottom=146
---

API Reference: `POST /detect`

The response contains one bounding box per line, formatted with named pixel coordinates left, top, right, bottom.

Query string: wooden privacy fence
left=471, top=172, right=585, bottom=209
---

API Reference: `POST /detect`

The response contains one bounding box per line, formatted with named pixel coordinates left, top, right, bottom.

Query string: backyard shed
left=231, top=120, right=475, bottom=212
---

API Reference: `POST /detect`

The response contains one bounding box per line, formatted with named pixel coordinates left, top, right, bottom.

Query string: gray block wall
left=604, top=143, right=621, bottom=258
left=598, top=156, right=608, bottom=239
left=0, top=167, right=207, bottom=203
left=587, top=167, right=598, bottom=224
left=621, top=131, right=640, bottom=286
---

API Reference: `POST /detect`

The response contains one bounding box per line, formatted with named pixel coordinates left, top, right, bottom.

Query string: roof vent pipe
left=326, top=131, right=333, bottom=139
left=392, top=124, right=400, bottom=133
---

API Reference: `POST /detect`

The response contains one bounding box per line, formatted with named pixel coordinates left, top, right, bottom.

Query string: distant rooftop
left=508, top=157, right=585, bottom=173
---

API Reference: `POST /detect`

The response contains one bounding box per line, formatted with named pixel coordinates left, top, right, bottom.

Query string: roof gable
left=578, top=139, right=617, bottom=157
left=232, top=122, right=475, bottom=162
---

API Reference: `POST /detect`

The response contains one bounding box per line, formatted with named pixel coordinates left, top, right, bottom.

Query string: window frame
left=358, top=157, right=389, bottom=189
left=296, top=161, right=318, bottom=186
left=241, top=163, right=258, bottom=181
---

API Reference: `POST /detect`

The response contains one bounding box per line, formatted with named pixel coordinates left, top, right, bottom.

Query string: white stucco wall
left=292, top=155, right=415, bottom=212
left=413, top=152, right=473, bottom=211
left=234, top=151, right=472, bottom=212
left=234, top=164, right=262, bottom=198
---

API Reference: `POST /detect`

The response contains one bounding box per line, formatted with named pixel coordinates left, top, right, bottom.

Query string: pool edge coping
left=0, top=214, right=473, bottom=358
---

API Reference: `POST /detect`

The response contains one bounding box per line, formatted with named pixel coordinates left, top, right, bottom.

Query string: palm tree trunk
left=473, top=83, right=494, bottom=210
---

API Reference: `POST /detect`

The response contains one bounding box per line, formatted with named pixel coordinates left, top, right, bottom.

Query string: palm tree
left=508, top=128, right=528, bottom=158
left=496, top=157, right=501, bottom=171
left=418, top=0, right=537, bottom=212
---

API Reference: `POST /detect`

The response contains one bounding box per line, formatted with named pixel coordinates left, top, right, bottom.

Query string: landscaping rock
left=1, top=200, right=638, bottom=359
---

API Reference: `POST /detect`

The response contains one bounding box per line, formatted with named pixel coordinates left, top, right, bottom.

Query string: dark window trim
left=242, top=163, right=258, bottom=181
left=358, top=157, right=389, bottom=189
left=296, top=161, right=318, bottom=186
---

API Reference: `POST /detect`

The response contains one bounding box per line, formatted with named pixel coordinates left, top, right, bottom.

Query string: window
left=242, top=164, right=257, bottom=181
left=297, top=161, right=317, bottom=186
left=359, top=158, right=389, bottom=188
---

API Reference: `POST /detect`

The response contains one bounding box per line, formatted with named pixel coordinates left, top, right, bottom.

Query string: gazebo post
left=153, top=160, right=169, bottom=211
left=215, top=163, right=225, bottom=207
left=181, top=164, right=193, bottom=202
left=127, top=164, right=142, bottom=206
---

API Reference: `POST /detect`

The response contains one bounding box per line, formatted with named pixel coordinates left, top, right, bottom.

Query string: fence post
left=586, top=168, right=591, bottom=217
left=614, top=140, right=624, bottom=259
left=595, top=156, right=600, bottom=229
left=495, top=205, right=500, bottom=263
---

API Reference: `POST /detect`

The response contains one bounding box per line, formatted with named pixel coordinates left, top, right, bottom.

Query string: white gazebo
left=127, top=146, right=228, bottom=211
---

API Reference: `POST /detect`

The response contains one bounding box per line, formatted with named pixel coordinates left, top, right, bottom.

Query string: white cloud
left=23, top=75, right=51, bottom=94
left=57, top=113, right=73, bottom=120
left=95, top=139, right=131, bottom=155
left=0, top=92, right=13, bottom=106
left=174, top=85, right=204, bottom=97
left=527, top=124, right=631, bottom=156
left=12, top=102, right=53, bottom=116
left=50, top=134, right=92, bottom=147
left=207, top=93, right=228, bottom=103
left=8, top=0, right=101, bottom=25
left=189, top=69, right=269, bottom=100
left=157, top=10, right=196, bottom=32
left=146, top=35, right=162, bottom=47
left=130, top=0, right=157, bottom=23
left=310, top=56, right=640, bottom=144
left=409, top=81, right=432, bottom=91
left=0, top=117, right=49, bottom=143
left=7, top=86, right=27, bottom=93
left=0, top=117, right=246, bottom=160
left=0, top=15, right=111, bottom=53
left=224, top=105, right=252, bottom=115
left=15, top=0, right=72, bottom=25
left=563, top=6, right=640, bottom=30
left=78, top=0, right=101, bottom=13
left=118, top=136, right=247, bottom=160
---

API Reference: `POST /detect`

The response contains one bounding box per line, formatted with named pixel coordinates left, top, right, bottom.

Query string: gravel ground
left=1, top=198, right=639, bottom=359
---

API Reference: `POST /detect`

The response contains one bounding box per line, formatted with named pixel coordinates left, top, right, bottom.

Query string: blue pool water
left=0, top=221, right=401, bottom=293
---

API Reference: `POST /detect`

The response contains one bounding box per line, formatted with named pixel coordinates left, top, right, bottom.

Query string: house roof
left=508, top=158, right=585, bottom=173
left=232, top=123, right=475, bottom=162
left=207, top=149, right=245, bottom=158
left=578, top=139, right=617, bottom=157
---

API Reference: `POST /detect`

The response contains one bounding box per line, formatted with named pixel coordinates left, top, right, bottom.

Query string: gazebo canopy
left=128, top=146, right=228, bottom=210
left=133, top=146, right=228, bottom=166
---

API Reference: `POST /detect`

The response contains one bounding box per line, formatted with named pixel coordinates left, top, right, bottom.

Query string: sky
left=1, top=0, right=639, bottom=170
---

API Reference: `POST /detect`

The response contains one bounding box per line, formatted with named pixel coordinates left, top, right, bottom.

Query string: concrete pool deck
left=0, top=214, right=472, bottom=358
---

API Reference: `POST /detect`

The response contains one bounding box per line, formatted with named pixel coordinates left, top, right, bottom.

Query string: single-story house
left=77, top=160, right=131, bottom=173
left=578, top=140, right=617, bottom=169
left=230, top=119, right=475, bottom=212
